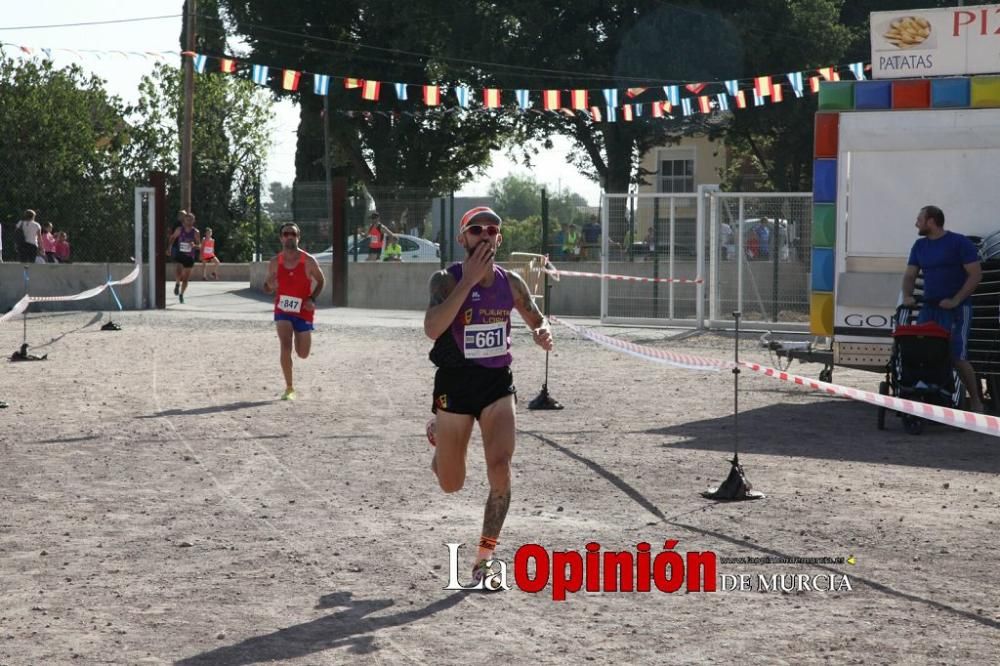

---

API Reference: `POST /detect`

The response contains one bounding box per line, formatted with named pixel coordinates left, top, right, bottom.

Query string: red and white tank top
left=274, top=251, right=314, bottom=322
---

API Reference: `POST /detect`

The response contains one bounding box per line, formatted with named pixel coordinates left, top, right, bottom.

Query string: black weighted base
left=702, top=455, right=765, bottom=501
left=10, top=343, right=47, bottom=362
left=527, top=385, right=564, bottom=410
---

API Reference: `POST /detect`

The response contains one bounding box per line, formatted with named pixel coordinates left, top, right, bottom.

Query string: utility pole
left=180, top=0, right=197, bottom=212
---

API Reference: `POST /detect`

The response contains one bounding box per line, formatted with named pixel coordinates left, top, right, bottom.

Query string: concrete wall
left=0, top=262, right=252, bottom=313
left=0, top=263, right=152, bottom=312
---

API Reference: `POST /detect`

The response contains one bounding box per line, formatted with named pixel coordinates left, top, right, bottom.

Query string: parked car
left=312, top=234, right=440, bottom=263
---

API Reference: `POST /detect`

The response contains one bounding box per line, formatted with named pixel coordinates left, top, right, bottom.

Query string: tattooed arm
left=508, top=270, right=553, bottom=351
left=423, top=270, right=465, bottom=339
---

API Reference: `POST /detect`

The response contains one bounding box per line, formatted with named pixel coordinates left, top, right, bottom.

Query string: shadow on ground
left=175, top=590, right=466, bottom=665
left=638, top=399, right=1000, bottom=474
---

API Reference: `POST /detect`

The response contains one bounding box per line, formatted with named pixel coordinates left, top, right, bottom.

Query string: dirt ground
left=2, top=285, right=999, bottom=665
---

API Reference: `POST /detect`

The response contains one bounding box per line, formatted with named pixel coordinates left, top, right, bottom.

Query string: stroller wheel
left=903, top=415, right=924, bottom=435
left=877, top=381, right=889, bottom=430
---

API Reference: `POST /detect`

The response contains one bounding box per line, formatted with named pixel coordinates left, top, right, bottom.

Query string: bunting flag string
left=2, top=40, right=867, bottom=124
left=786, top=71, right=804, bottom=98
left=282, top=69, right=301, bottom=92
left=251, top=64, right=268, bottom=86
left=314, top=74, right=330, bottom=96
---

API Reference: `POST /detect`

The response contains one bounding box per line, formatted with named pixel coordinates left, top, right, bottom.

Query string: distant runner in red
left=263, top=223, right=326, bottom=401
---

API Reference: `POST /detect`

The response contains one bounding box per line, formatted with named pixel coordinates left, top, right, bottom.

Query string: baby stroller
left=877, top=305, right=963, bottom=434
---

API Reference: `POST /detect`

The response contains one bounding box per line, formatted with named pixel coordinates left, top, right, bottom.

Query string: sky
left=0, top=1, right=602, bottom=204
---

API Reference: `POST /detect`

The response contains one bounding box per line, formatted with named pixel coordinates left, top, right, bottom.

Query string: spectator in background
left=367, top=212, right=385, bottom=261
left=15, top=209, right=42, bottom=264
left=582, top=216, right=601, bottom=260
left=550, top=223, right=565, bottom=260
left=55, top=232, right=71, bottom=263
left=563, top=223, right=581, bottom=260
left=382, top=233, right=403, bottom=262
left=644, top=226, right=656, bottom=256
left=756, top=219, right=771, bottom=260
left=720, top=221, right=734, bottom=260
left=41, top=222, right=57, bottom=263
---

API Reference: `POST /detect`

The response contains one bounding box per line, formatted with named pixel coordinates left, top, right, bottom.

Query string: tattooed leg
left=481, top=487, right=511, bottom=540
left=478, top=394, right=516, bottom=540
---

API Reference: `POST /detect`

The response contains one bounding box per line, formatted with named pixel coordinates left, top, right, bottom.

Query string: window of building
left=657, top=150, right=695, bottom=193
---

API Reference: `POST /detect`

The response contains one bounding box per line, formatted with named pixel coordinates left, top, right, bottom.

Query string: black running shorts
left=432, top=365, right=516, bottom=419
left=174, top=254, right=195, bottom=268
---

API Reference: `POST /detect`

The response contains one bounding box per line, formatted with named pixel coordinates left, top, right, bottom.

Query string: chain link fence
left=708, top=193, right=813, bottom=326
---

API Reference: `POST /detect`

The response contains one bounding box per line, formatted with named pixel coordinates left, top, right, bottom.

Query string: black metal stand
left=702, top=311, right=764, bottom=501
left=9, top=266, right=46, bottom=361
left=528, top=189, right=563, bottom=411
left=101, top=263, right=122, bottom=331
left=528, top=350, right=563, bottom=410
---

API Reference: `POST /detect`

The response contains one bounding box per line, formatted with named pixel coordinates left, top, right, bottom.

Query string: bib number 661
left=476, top=330, right=500, bottom=348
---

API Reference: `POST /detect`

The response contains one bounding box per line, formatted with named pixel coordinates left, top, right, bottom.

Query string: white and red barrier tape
left=545, top=267, right=703, bottom=285
left=506, top=253, right=702, bottom=285
left=550, top=315, right=1000, bottom=438
left=0, top=265, right=141, bottom=324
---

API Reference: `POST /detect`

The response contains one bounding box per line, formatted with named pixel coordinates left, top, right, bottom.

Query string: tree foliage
left=0, top=53, right=135, bottom=262
left=488, top=173, right=590, bottom=260
left=217, top=0, right=523, bottom=226
left=131, top=63, right=273, bottom=260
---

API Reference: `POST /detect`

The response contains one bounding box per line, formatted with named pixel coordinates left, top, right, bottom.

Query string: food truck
left=807, top=3, right=1000, bottom=386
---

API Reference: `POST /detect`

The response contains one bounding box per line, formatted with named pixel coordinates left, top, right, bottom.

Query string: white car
left=312, top=234, right=440, bottom=263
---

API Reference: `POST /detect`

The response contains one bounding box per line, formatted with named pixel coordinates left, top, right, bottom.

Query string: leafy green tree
left=0, top=53, right=134, bottom=262
left=131, top=63, right=273, bottom=260
left=264, top=181, right=293, bottom=221
left=218, top=0, right=522, bottom=229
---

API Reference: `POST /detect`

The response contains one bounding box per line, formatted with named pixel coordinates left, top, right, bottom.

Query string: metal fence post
left=652, top=197, right=660, bottom=318
left=448, top=192, right=455, bottom=263
left=771, top=217, right=780, bottom=322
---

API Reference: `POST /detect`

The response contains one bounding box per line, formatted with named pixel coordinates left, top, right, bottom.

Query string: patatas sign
left=871, top=3, right=1000, bottom=79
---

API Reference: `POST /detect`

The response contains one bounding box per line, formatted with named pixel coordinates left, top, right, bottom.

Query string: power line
left=0, top=14, right=182, bottom=31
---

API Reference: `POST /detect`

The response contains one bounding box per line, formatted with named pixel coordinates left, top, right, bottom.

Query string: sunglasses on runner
left=465, top=225, right=500, bottom=237
left=281, top=231, right=299, bottom=238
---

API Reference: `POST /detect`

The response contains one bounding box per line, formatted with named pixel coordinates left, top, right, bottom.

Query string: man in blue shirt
left=901, top=205, right=983, bottom=412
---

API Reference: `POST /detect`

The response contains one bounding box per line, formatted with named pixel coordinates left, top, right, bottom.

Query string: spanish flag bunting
left=282, top=69, right=301, bottom=92
left=543, top=90, right=561, bottom=110
left=771, top=82, right=783, bottom=103
left=220, top=58, right=236, bottom=73
left=735, top=90, right=747, bottom=109
left=345, top=78, right=361, bottom=89
left=754, top=75, right=772, bottom=98
left=809, top=76, right=821, bottom=93
left=362, top=79, right=381, bottom=101
left=423, top=85, right=441, bottom=106
left=818, top=67, right=840, bottom=81
left=590, top=106, right=602, bottom=122
left=570, top=89, right=588, bottom=110
left=697, top=95, right=711, bottom=114
left=622, top=105, right=633, bottom=122
left=483, top=88, right=501, bottom=108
